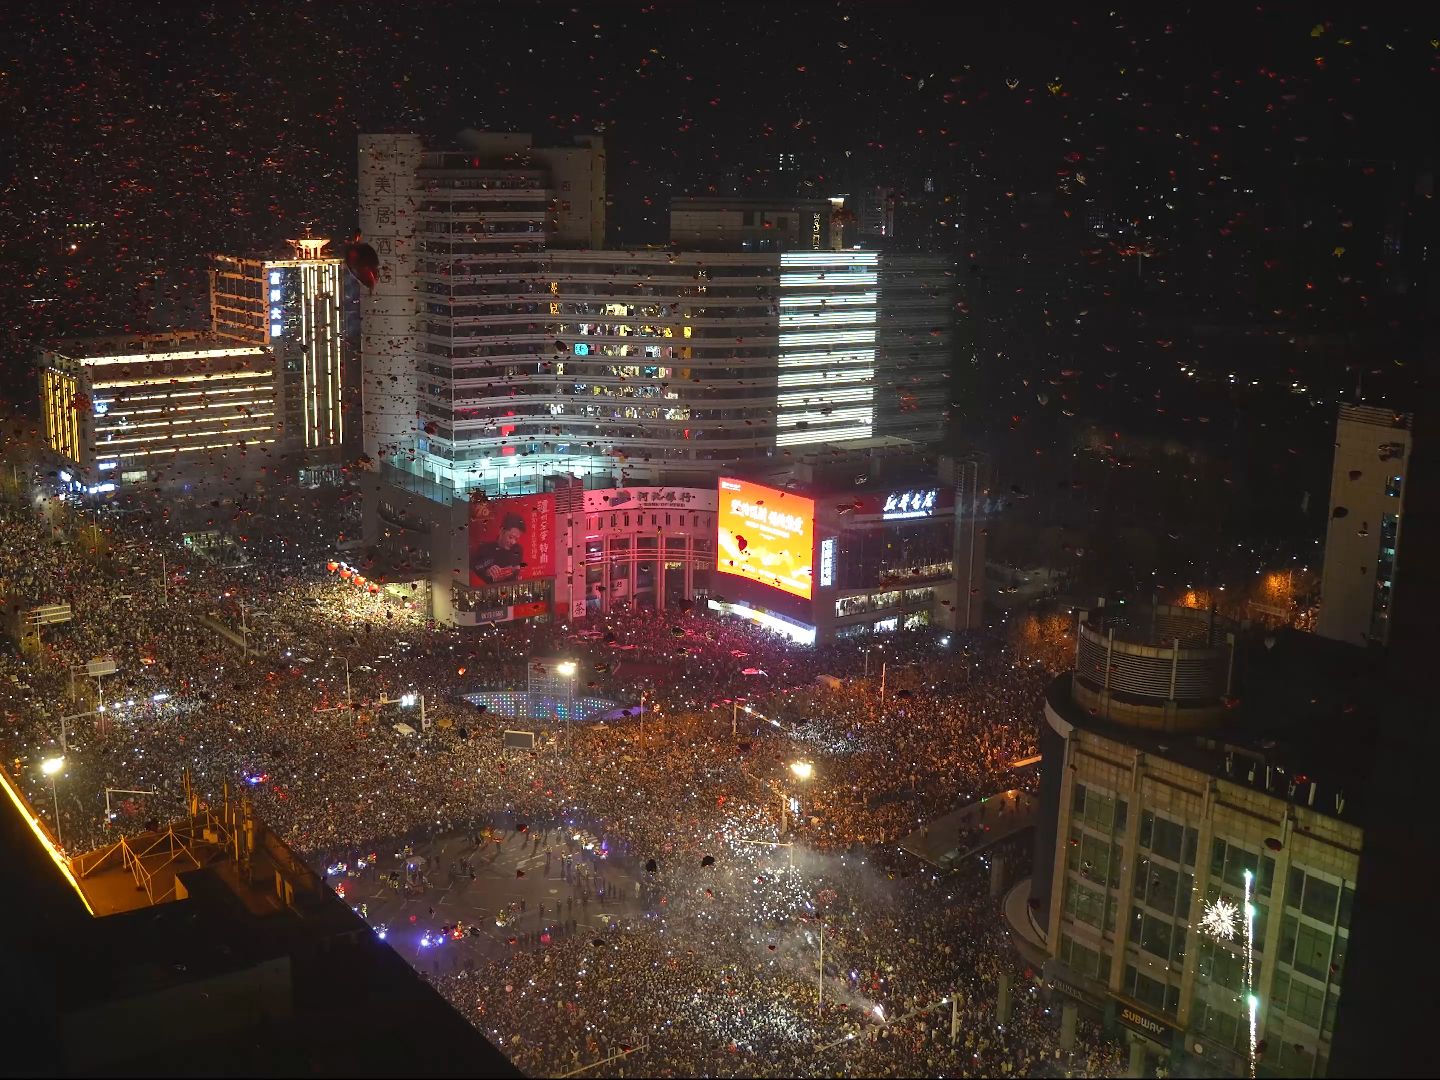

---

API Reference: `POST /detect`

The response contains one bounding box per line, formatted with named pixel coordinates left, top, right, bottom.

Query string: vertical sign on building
left=819, top=536, right=836, bottom=588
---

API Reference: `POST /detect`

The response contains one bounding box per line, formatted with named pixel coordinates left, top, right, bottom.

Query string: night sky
left=1, top=1, right=1435, bottom=581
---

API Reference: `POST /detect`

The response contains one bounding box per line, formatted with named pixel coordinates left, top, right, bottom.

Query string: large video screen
left=469, top=493, right=556, bottom=587
left=716, top=478, right=816, bottom=600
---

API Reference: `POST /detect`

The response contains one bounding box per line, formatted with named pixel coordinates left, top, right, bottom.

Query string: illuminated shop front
left=559, top=486, right=718, bottom=619
left=707, top=458, right=982, bottom=645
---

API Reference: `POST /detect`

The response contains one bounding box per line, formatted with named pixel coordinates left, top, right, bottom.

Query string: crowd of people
left=0, top=488, right=1126, bottom=1078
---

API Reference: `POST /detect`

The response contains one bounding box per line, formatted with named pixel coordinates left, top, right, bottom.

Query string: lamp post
left=58, top=706, right=106, bottom=752
left=329, top=655, right=352, bottom=705
left=782, top=760, right=814, bottom=838
left=556, top=660, right=577, bottom=746
left=41, top=756, right=65, bottom=847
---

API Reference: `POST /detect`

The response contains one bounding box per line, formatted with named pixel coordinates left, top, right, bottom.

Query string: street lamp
left=776, top=761, right=815, bottom=837
left=41, top=756, right=65, bottom=848
left=555, top=661, right=578, bottom=738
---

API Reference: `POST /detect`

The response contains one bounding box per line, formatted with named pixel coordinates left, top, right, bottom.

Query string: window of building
left=1123, top=964, right=1172, bottom=1014
left=1139, top=913, right=1172, bottom=960
left=1198, top=937, right=1244, bottom=991
left=1198, top=1000, right=1242, bottom=1051
left=1059, top=932, right=1112, bottom=982
left=1386, top=474, right=1402, bottom=497
left=1212, top=839, right=1275, bottom=896
left=1152, top=817, right=1183, bottom=863
left=1065, top=879, right=1108, bottom=929
left=1301, top=875, right=1339, bottom=924
left=1134, top=860, right=1181, bottom=916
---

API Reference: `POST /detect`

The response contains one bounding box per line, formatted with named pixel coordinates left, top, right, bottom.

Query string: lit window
left=1385, top=475, right=1402, bottom=497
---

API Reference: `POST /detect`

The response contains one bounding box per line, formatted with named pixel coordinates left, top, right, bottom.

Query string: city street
left=332, top=827, right=646, bottom=972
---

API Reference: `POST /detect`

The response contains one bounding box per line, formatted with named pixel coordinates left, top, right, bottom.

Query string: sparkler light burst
left=1198, top=896, right=1240, bottom=941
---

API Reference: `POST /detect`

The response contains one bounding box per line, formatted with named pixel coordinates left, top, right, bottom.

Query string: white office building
left=357, top=130, right=954, bottom=500
left=1316, top=403, right=1412, bottom=647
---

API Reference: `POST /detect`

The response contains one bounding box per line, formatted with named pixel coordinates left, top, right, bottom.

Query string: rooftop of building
left=1336, top=400, right=1413, bottom=430
left=1048, top=626, right=1384, bottom=827
left=0, top=775, right=517, bottom=1077
left=41, top=332, right=268, bottom=364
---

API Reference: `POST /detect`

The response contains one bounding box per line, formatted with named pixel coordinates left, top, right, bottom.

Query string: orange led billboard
left=716, top=478, right=815, bottom=600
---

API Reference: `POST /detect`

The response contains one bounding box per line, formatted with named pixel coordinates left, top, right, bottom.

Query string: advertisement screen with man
left=468, top=493, right=556, bottom=587
left=715, top=478, right=816, bottom=600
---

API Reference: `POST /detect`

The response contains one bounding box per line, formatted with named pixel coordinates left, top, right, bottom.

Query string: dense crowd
left=0, top=490, right=1124, bottom=1078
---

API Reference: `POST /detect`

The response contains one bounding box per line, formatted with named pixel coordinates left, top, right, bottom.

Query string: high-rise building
left=1316, top=403, right=1412, bottom=647
left=357, top=130, right=606, bottom=472
left=209, top=237, right=351, bottom=455
left=37, top=331, right=280, bottom=492
left=1029, top=604, right=1379, bottom=1078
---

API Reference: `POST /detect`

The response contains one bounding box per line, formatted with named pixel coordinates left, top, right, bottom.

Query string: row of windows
left=586, top=512, right=711, bottom=532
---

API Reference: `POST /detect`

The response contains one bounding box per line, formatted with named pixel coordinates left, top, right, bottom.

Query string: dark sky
left=1, top=1, right=1434, bottom=438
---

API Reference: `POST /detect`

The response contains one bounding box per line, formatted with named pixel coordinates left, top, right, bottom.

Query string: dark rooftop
left=1048, top=627, right=1384, bottom=827
left=0, top=781, right=517, bottom=1078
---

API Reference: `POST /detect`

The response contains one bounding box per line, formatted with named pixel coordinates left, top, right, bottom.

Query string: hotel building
left=209, top=237, right=352, bottom=456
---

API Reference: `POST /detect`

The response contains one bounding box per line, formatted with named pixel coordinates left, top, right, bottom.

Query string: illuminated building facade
left=37, top=332, right=279, bottom=491
left=1316, top=403, right=1412, bottom=647
left=357, top=129, right=606, bottom=476
left=1031, top=609, right=1370, bottom=1078
left=356, top=131, right=954, bottom=499
left=209, top=237, right=350, bottom=453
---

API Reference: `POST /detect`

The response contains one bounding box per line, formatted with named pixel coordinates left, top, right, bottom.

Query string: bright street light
left=399, top=693, right=418, bottom=708
left=40, top=756, right=65, bottom=848
left=556, top=661, right=577, bottom=678
left=789, top=761, right=814, bottom=781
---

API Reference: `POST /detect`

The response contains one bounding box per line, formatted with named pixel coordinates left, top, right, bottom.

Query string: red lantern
left=327, top=561, right=339, bottom=573
left=368, top=584, right=379, bottom=594
left=339, top=568, right=352, bottom=580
